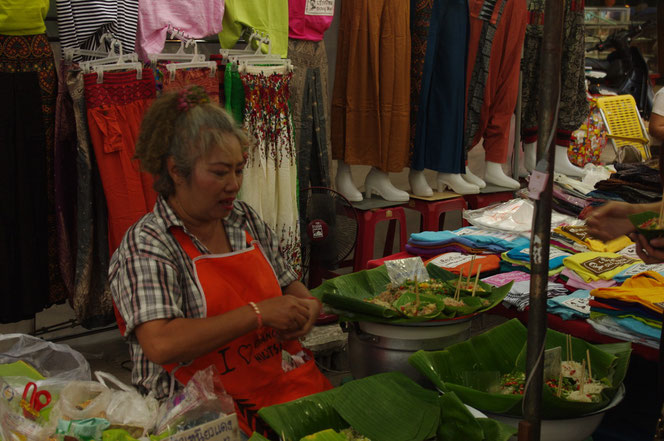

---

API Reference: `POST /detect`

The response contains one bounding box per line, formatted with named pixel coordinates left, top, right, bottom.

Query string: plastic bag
left=0, top=378, right=49, bottom=441
left=384, top=257, right=429, bottom=286
left=95, top=371, right=159, bottom=438
left=52, top=380, right=112, bottom=421
left=0, top=333, right=90, bottom=382
left=0, top=334, right=91, bottom=440
left=153, top=366, right=234, bottom=435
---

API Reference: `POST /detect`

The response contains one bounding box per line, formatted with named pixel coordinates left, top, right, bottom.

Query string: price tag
left=528, top=170, right=548, bottom=200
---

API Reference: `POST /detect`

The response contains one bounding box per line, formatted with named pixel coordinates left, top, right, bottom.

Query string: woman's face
left=172, top=135, right=245, bottom=222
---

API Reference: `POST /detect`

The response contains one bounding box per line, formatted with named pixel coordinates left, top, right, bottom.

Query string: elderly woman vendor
left=109, top=86, right=332, bottom=436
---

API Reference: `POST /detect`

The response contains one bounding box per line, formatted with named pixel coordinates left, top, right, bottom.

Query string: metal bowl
left=484, top=384, right=626, bottom=441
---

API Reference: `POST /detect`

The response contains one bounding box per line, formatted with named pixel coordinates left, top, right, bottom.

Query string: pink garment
left=481, top=271, right=530, bottom=287
left=136, top=0, right=224, bottom=61
left=288, top=0, right=334, bottom=41
left=561, top=268, right=617, bottom=290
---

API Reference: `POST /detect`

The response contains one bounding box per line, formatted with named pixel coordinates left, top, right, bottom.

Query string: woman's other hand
left=274, top=297, right=321, bottom=341
left=631, top=233, right=664, bottom=264
left=586, top=201, right=639, bottom=241
left=258, top=295, right=310, bottom=333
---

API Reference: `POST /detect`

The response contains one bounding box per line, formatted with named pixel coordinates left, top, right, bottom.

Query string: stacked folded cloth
left=547, top=289, right=591, bottom=320
left=588, top=271, right=664, bottom=349
left=501, top=244, right=572, bottom=275
left=562, top=252, right=641, bottom=283
left=553, top=225, right=632, bottom=253
left=592, top=162, right=662, bottom=204
left=424, top=252, right=501, bottom=275
left=482, top=271, right=568, bottom=311
left=406, top=226, right=529, bottom=257
left=558, top=267, right=617, bottom=291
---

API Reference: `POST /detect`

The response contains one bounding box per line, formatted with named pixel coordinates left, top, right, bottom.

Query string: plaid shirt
left=109, top=196, right=298, bottom=399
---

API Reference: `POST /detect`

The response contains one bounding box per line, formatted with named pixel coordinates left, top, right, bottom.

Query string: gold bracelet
left=248, top=301, right=263, bottom=329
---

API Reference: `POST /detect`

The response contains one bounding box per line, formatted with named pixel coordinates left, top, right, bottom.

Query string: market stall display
left=246, top=372, right=517, bottom=441
left=408, top=319, right=631, bottom=418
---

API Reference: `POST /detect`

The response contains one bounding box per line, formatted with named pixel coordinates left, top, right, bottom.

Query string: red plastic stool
left=463, top=190, right=514, bottom=210
left=403, top=196, right=468, bottom=231
left=353, top=206, right=408, bottom=272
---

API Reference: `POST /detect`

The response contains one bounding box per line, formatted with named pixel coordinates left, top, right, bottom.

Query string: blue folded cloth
left=410, top=229, right=528, bottom=252
left=506, top=245, right=572, bottom=270
left=547, top=290, right=590, bottom=320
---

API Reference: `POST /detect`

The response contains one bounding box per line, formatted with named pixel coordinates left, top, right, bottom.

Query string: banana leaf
left=256, top=372, right=512, bottom=441
left=392, top=292, right=448, bottom=321
left=299, top=429, right=348, bottom=441
left=311, top=264, right=512, bottom=324
left=408, top=319, right=632, bottom=418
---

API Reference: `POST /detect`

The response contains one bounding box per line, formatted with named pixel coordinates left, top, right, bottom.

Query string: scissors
left=21, top=382, right=51, bottom=419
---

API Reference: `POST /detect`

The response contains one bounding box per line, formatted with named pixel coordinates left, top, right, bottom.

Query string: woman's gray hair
left=146, top=103, right=249, bottom=198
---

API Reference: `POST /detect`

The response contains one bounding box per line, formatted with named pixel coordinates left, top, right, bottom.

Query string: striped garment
left=109, top=195, right=298, bottom=399
left=56, top=0, right=138, bottom=56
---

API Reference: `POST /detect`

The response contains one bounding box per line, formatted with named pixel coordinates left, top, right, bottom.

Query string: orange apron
left=164, top=228, right=331, bottom=436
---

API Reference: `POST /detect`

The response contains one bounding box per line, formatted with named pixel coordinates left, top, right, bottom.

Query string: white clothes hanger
left=166, top=60, right=218, bottom=78
left=63, top=47, right=109, bottom=64
left=219, top=30, right=261, bottom=58
left=149, top=27, right=206, bottom=64
left=90, top=40, right=143, bottom=83
left=238, top=58, right=293, bottom=75
left=80, top=38, right=140, bottom=74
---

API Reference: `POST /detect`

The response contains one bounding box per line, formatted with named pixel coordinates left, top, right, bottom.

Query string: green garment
left=0, top=0, right=49, bottom=35
left=224, top=62, right=245, bottom=125
left=218, top=0, right=289, bottom=57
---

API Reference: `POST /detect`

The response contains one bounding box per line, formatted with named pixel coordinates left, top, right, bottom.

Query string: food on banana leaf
left=398, top=301, right=438, bottom=317
left=340, top=428, right=371, bottom=441
left=497, top=360, right=608, bottom=403
left=639, top=217, right=662, bottom=230
left=443, top=297, right=466, bottom=308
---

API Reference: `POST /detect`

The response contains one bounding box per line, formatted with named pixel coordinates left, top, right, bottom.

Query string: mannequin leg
left=524, top=141, right=537, bottom=172
left=364, top=167, right=410, bottom=201
left=484, top=161, right=520, bottom=189
left=523, top=142, right=584, bottom=177
left=437, top=173, right=480, bottom=194
left=462, top=168, right=486, bottom=188
left=554, top=145, right=584, bottom=177
left=409, top=169, right=433, bottom=196
left=335, top=161, right=363, bottom=202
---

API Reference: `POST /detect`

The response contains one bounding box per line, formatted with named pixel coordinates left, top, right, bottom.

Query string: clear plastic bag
left=153, top=366, right=234, bottom=435
left=52, top=380, right=112, bottom=421
left=384, top=257, right=429, bottom=286
left=94, top=371, right=159, bottom=438
left=0, top=333, right=90, bottom=382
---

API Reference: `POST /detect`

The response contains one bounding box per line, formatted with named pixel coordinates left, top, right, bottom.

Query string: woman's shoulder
left=112, top=211, right=178, bottom=264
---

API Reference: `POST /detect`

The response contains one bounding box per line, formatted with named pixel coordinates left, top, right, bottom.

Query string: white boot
left=364, top=167, right=410, bottom=201
left=524, top=141, right=537, bottom=172
left=437, top=173, right=480, bottom=194
left=462, top=168, right=486, bottom=189
left=484, top=161, right=520, bottom=189
left=554, top=145, right=584, bottom=177
left=335, top=162, right=363, bottom=202
left=409, top=169, right=433, bottom=196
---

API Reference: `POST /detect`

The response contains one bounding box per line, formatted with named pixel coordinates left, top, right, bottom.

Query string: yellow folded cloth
left=591, top=271, right=664, bottom=314
left=563, top=252, right=640, bottom=282
left=555, top=225, right=633, bottom=253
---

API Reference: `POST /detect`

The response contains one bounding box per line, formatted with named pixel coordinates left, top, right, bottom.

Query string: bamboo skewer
left=586, top=349, right=592, bottom=380
left=466, top=255, right=476, bottom=287
left=557, top=371, right=563, bottom=397
left=581, top=359, right=587, bottom=394
left=414, top=276, right=420, bottom=312
left=471, top=264, right=482, bottom=297
left=454, top=275, right=462, bottom=301
left=659, top=198, right=664, bottom=229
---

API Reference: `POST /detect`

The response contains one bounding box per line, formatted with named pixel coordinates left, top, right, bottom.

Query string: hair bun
left=177, top=85, right=211, bottom=112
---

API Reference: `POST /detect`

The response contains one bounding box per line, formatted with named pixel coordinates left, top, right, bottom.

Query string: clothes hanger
left=219, top=30, right=260, bottom=58
left=90, top=40, right=143, bottom=83
left=63, top=47, right=109, bottom=64
left=227, top=36, right=280, bottom=64
left=239, top=58, right=293, bottom=75
left=80, top=38, right=139, bottom=74
left=149, top=27, right=206, bottom=64
left=164, top=39, right=217, bottom=78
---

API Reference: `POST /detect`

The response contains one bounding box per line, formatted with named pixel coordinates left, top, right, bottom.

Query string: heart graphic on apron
left=238, top=344, right=254, bottom=365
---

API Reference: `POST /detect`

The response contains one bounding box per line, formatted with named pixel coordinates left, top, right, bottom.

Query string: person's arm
left=585, top=200, right=662, bottom=241
left=135, top=294, right=311, bottom=365
left=649, top=112, right=664, bottom=142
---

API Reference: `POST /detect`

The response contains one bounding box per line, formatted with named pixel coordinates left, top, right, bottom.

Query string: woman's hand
left=257, top=295, right=311, bottom=334
left=586, top=201, right=639, bottom=241
left=630, top=233, right=664, bottom=264
left=276, top=297, right=321, bottom=341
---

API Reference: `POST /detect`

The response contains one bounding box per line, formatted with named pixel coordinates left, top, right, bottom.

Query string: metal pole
left=519, top=0, right=565, bottom=440
left=512, top=71, right=523, bottom=181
